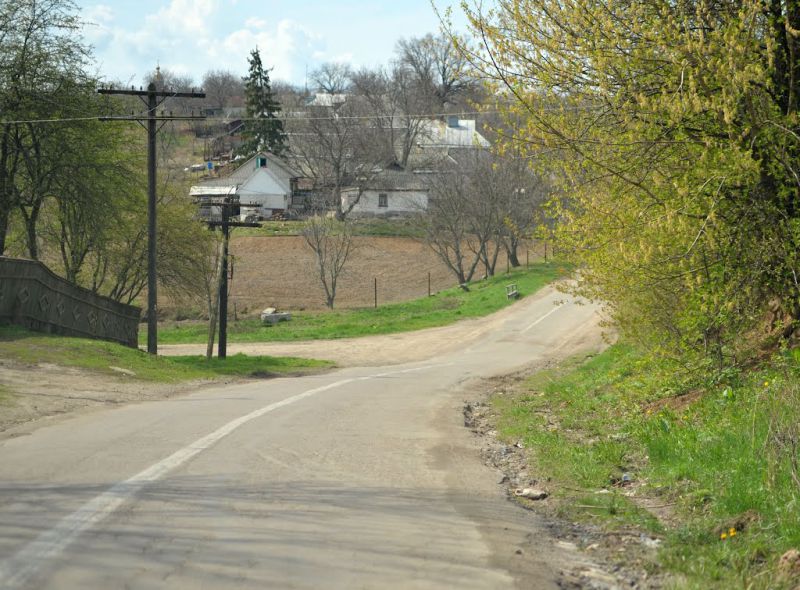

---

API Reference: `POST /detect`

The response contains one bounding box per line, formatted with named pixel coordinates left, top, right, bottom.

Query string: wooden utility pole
left=98, top=83, right=206, bottom=354
left=199, top=195, right=260, bottom=359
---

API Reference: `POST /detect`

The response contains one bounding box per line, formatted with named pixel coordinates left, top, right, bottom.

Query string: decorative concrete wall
left=0, top=257, right=140, bottom=348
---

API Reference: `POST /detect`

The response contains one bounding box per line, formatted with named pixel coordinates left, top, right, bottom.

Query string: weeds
left=492, top=343, right=800, bottom=587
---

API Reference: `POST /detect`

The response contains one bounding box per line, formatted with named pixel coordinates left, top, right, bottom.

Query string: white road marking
left=0, top=365, right=444, bottom=589
left=521, top=304, right=563, bottom=334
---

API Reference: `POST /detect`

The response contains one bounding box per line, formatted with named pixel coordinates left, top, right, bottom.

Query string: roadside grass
left=0, top=325, right=332, bottom=383
left=154, top=262, right=566, bottom=345
left=232, top=220, right=305, bottom=237
left=229, top=218, right=424, bottom=238
left=492, top=344, right=800, bottom=587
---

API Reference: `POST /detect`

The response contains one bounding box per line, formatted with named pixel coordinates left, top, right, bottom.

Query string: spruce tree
left=239, top=48, right=286, bottom=157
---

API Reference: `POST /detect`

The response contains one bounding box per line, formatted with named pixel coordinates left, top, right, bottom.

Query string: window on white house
left=378, top=193, right=388, bottom=208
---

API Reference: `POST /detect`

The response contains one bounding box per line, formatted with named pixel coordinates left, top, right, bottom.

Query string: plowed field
left=229, top=236, right=459, bottom=312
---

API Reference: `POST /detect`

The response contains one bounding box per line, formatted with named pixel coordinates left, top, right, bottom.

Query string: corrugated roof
left=419, top=119, right=490, bottom=148
left=342, top=169, right=432, bottom=192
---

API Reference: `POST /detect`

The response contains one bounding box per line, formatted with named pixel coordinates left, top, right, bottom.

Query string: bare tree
left=301, top=215, right=354, bottom=308
left=495, top=156, right=549, bottom=267
left=395, top=33, right=477, bottom=110
left=310, top=62, right=352, bottom=95
left=350, top=65, right=431, bottom=169
left=421, top=148, right=547, bottom=285
left=271, top=80, right=306, bottom=108
left=286, top=98, right=386, bottom=219
left=421, top=166, right=482, bottom=287
left=201, top=69, right=244, bottom=110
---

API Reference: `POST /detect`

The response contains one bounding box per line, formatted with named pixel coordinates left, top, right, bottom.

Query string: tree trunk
left=22, top=201, right=42, bottom=260
left=0, top=206, right=9, bottom=256
left=506, top=238, right=521, bottom=267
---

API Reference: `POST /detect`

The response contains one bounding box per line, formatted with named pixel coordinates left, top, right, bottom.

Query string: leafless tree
left=301, top=215, right=354, bottom=309
left=496, top=156, right=549, bottom=267
left=286, top=98, right=386, bottom=219
left=201, top=69, right=244, bottom=110
left=421, top=149, right=548, bottom=285
left=421, top=166, right=483, bottom=287
left=272, top=80, right=306, bottom=108
left=395, top=33, right=477, bottom=110
left=350, top=65, right=431, bottom=169
left=310, top=62, right=352, bottom=95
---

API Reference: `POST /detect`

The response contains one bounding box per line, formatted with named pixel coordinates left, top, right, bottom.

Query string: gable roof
left=200, top=153, right=299, bottom=189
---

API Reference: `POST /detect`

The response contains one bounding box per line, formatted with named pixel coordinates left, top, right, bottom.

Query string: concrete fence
left=0, top=257, right=141, bottom=348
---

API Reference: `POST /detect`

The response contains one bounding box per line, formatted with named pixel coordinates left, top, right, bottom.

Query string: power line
left=0, top=108, right=503, bottom=126
left=0, top=102, right=607, bottom=126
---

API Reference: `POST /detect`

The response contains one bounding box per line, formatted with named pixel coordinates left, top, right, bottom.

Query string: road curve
left=0, top=288, right=605, bottom=589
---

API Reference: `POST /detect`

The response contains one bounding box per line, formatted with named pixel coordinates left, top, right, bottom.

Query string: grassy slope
left=0, top=326, right=332, bottom=383
left=493, top=344, right=800, bottom=588
left=156, top=262, right=565, bottom=345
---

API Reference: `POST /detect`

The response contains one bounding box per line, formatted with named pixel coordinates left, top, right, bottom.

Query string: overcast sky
left=76, top=0, right=466, bottom=88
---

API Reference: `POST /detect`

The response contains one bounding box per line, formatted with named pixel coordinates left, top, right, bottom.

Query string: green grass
left=154, top=263, right=566, bottom=345
left=231, top=217, right=424, bottom=238
left=0, top=325, right=332, bottom=383
left=233, top=220, right=305, bottom=237
left=492, top=344, right=800, bottom=588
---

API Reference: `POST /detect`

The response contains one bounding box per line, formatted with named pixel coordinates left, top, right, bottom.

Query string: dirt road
left=159, top=284, right=586, bottom=367
left=0, top=288, right=612, bottom=589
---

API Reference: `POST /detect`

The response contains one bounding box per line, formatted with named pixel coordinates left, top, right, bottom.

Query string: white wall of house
left=239, top=168, right=290, bottom=212
left=342, top=189, right=428, bottom=216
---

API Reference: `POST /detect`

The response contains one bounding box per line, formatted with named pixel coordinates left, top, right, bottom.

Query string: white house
left=418, top=116, right=490, bottom=149
left=341, top=169, right=430, bottom=217
left=190, top=153, right=298, bottom=220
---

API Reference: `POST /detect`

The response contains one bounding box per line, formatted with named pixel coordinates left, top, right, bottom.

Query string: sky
left=76, top=0, right=468, bottom=88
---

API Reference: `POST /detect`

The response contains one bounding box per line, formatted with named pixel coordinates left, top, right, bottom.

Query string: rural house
left=341, top=117, right=490, bottom=216
left=190, top=153, right=299, bottom=220
left=341, top=168, right=431, bottom=217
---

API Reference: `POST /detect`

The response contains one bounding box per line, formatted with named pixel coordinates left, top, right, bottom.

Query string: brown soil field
left=228, top=235, right=459, bottom=313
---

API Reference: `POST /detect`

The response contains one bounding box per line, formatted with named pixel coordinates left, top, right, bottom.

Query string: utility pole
left=198, top=194, right=260, bottom=359
left=97, top=83, right=206, bottom=354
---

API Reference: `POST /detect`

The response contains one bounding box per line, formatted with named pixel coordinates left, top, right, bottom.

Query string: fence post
left=374, top=277, right=378, bottom=309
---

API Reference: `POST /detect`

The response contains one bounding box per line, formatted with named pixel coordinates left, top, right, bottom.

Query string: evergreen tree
left=239, top=48, right=286, bottom=157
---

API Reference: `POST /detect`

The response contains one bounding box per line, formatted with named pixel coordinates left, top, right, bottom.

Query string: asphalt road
left=0, top=289, right=604, bottom=589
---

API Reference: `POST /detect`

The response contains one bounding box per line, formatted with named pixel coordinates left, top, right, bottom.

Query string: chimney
left=447, top=115, right=459, bottom=128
